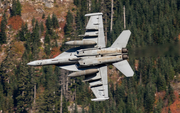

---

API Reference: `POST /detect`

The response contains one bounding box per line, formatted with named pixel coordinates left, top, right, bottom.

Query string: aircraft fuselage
left=27, top=47, right=128, bottom=68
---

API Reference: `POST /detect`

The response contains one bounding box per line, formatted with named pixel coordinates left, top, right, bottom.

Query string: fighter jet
left=27, top=12, right=134, bottom=101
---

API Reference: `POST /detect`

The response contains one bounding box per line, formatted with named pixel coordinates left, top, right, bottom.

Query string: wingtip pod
left=91, top=97, right=109, bottom=101
left=85, top=12, right=103, bottom=16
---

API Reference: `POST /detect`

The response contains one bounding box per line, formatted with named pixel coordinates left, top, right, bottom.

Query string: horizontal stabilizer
left=111, top=30, right=131, bottom=48
left=91, top=97, right=109, bottom=101
left=113, top=60, right=134, bottom=77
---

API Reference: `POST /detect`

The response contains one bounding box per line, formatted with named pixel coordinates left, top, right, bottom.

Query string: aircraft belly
left=58, top=64, right=79, bottom=71
left=78, top=55, right=123, bottom=66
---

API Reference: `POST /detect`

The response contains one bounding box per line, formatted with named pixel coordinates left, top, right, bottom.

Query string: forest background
left=0, top=0, right=180, bottom=113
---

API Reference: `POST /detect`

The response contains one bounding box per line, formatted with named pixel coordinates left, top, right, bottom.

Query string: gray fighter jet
left=27, top=12, right=134, bottom=101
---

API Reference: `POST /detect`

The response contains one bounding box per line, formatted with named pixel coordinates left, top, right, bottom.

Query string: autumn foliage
left=160, top=91, right=180, bottom=113
left=51, top=47, right=61, bottom=58
left=8, top=15, right=23, bottom=30
left=11, top=41, right=25, bottom=57
left=0, top=17, right=2, bottom=24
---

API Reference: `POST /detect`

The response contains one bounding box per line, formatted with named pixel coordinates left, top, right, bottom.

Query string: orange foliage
left=11, top=41, right=25, bottom=57
left=22, top=3, right=35, bottom=13
left=135, top=60, right=139, bottom=71
left=161, top=91, right=180, bottom=113
left=51, top=47, right=61, bottom=58
left=59, top=21, right=66, bottom=29
left=178, top=34, right=180, bottom=41
left=7, top=16, right=24, bottom=30
left=155, top=91, right=166, bottom=104
left=0, top=16, right=2, bottom=23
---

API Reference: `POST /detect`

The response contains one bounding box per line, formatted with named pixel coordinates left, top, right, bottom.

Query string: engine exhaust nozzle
left=122, top=54, right=129, bottom=60
left=122, top=48, right=128, bottom=53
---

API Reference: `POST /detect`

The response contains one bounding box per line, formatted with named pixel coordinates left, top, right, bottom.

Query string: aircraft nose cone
left=27, top=61, right=36, bottom=66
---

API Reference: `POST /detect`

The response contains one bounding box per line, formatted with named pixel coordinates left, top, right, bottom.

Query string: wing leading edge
left=84, top=12, right=106, bottom=48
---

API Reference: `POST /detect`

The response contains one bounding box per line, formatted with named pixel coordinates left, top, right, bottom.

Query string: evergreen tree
left=11, top=0, right=17, bottom=17
left=0, top=84, right=4, bottom=111
left=16, top=53, right=33, bottom=113
left=144, top=83, right=155, bottom=112
left=32, top=20, right=40, bottom=47
left=2, top=13, right=7, bottom=25
left=62, top=97, right=68, bottom=113
left=0, top=14, right=7, bottom=44
left=64, top=10, right=73, bottom=38
left=40, top=21, right=44, bottom=33
left=32, top=17, right=35, bottom=26
left=168, top=84, right=175, bottom=105
left=19, top=23, right=27, bottom=41
left=157, top=74, right=166, bottom=92
left=11, top=0, right=22, bottom=17
left=42, top=13, right=45, bottom=19
left=44, top=33, right=50, bottom=44
left=46, top=15, right=52, bottom=35
left=74, top=0, right=80, bottom=6
left=52, top=13, right=59, bottom=29
left=16, top=0, right=22, bottom=16
left=74, top=103, right=78, bottom=113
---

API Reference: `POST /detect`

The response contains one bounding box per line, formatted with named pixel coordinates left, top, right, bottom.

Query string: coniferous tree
left=52, top=13, right=59, bottom=29
left=0, top=84, right=4, bottom=111
left=74, top=0, right=80, bottom=6
left=32, top=20, right=40, bottom=47
left=16, top=0, right=22, bottom=16
left=16, top=52, right=33, bottom=113
left=11, top=0, right=22, bottom=17
left=19, top=23, right=28, bottom=41
left=11, top=0, right=17, bottom=17
left=42, top=13, right=45, bottom=19
left=157, top=74, right=166, bottom=92
left=40, top=21, right=44, bottom=33
left=144, top=83, right=155, bottom=112
left=32, top=17, right=35, bottom=26
left=64, top=10, right=73, bottom=38
left=168, top=84, right=175, bottom=105
left=62, top=97, right=68, bottom=113
left=2, top=13, right=7, bottom=25
left=46, top=15, right=52, bottom=35
left=0, top=14, right=7, bottom=44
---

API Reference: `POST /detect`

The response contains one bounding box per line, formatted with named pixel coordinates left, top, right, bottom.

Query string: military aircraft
left=27, top=12, right=134, bottom=101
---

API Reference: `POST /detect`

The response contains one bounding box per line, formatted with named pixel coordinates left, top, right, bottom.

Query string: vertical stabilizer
left=111, top=30, right=131, bottom=48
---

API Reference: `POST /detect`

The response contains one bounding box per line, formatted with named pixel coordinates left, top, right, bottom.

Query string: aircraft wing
left=83, top=12, right=106, bottom=48
left=84, top=65, right=109, bottom=101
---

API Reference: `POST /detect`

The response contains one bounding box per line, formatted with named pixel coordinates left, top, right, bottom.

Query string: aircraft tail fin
left=113, top=60, right=134, bottom=77
left=111, top=30, right=131, bottom=48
